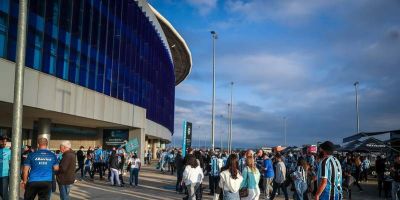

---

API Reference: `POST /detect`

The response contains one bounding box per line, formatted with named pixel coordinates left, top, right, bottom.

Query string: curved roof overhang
left=149, top=5, right=192, bottom=85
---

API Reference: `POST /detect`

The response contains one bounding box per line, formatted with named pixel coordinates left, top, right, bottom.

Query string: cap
left=319, top=141, right=335, bottom=153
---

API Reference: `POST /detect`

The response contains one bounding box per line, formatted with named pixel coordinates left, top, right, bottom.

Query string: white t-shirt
left=130, top=158, right=141, bottom=169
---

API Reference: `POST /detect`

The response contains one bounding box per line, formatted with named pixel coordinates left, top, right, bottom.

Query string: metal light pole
left=10, top=0, right=28, bottom=199
left=283, top=117, right=287, bottom=146
left=210, top=31, right=218, bottom=151
left=354, top=81, right=360, bottom=134
left=228, top=82, right=234, bottom=154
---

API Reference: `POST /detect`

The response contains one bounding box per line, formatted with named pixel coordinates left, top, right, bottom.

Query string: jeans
left=110, top=168, right=121, bottom=186
left=176, top=169, right=183, bottom=192
left=223, top=190, right=240, bottom=200
left=58, top=184, right=71, bottom=200
left=129, top=168, right=139, bottom=186
left=392, top=181, right=400, bottom=200
left=84, top=166, right=93, bottom=178
left=0, top=176, right=9, bottom=200
left=270, top=182, right=289, bottom=200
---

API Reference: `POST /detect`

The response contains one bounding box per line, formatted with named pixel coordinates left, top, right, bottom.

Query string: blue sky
left=149, top=0, right=400, bottom=148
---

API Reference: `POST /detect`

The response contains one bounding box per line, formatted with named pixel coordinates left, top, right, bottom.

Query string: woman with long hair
left=218, top=154, right=243, bottom=200
left=183, top=154, right=204, bottom=200
left=240, top=155, right=261, bottom=200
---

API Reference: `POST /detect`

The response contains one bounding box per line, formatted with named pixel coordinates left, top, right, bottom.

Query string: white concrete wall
left=0, top=58, right=172, bottom=141
left=146, top=119, right=172, bottom=142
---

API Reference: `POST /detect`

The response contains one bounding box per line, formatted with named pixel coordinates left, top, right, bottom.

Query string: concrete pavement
left=20, top=165, right=382, bottom=200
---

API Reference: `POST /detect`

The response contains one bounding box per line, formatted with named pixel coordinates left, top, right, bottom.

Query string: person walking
left=375, top=156, right=385, bottom=197
left=175, top=150, right=185, bottom=193
left=270, top=153, right=289, bottom=200
left=391, top=155, right=400, bottom=200
left=0, top=136, right=10, bottom=200
left=84, top=155, right=93, bottom=179
left=209, top=152, right=221, bottom=195
left=56, top=140, right=76, bottom=200
left=183, top=154, right=204, bottom=200
left=255, top=150, right=265, bottom=195
left=263, top=153, right=274, bottom=200
left=292, top=159, right=309, bottom=200
left=22, top=138, right=59, bottom=200
left=75, top=146, right=85, bottom=180
left=93, top=145, right=104, bottom=180
left=217, top=154, right=243, bottom=200
left=169, top=150, right=176, bottom=175
left=128, top=154, right=141, bottom=187
left=240, top=155, right=261, bottom=200
left=315, top=141, right=343, bottom=200
left=360, top=156, right=370, bottom=182
left=109, top=150, right=122, bottom=187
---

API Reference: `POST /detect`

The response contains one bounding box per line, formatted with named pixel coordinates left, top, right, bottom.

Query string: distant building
left=0, top=0, right=191, bottom=161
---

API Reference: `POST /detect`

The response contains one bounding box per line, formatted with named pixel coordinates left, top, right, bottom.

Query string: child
left=84, top=155, right=93, bottom=180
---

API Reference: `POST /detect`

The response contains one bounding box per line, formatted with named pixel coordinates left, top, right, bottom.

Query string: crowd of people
left=0, top=136, right=142, bottom=200
left=1, top=134, right=400, bottom=200
left=155, top=141, right=345, bottom=200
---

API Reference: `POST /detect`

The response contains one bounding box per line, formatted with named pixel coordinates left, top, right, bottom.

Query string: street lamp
left=211, top=31, right=218, bottom=151
left=354, top=81, right=360, bottom=134
left=228, top=82, right=234, bottom=154
left=283, top=117, right=287, bottom=147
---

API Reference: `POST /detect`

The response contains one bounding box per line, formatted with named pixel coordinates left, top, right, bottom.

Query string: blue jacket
left=264, top=159, right=274, bottom=178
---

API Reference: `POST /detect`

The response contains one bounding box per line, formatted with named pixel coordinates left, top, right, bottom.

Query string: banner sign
left=103, top=129, right=129, bottom=149
left=182, top=121, right=192, bottom=157
left=124, top=138, right=139, bottom=153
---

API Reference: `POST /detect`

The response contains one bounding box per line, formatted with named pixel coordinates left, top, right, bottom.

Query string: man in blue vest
left=0, top=136, right=11, bottom=200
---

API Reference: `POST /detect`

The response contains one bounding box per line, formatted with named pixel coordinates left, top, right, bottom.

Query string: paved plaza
left=24, top=164, right=382, bottom=200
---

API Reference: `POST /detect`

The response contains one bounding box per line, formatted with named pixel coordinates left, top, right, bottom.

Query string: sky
left=148, top=0, right=400, bottom=148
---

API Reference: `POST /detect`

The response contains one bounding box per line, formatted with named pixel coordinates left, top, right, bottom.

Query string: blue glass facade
left=0, top=0, right=175, bottom=133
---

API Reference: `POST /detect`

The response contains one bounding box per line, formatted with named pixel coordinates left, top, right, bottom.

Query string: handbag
left=239, top=167, right=250, bottom=198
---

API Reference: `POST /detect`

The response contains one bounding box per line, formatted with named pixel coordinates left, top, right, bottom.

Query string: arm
left=21, top=166, right=30, bottom=189
left=240, top=167, right=248, bottom=188
left=315, top=178, right=327, bottom=200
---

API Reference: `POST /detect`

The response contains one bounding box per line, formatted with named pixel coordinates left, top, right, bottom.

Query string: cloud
left=169, top=0, right=400, bottom=147
left=225, top=0, right=339, bottom=24
left=186, top=0, right=218, bottom=16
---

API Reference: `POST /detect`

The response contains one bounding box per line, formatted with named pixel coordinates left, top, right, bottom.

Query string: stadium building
left=0, top=0, right=191, bottom=160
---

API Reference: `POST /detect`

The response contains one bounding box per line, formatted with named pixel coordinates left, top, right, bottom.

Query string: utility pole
left=354, top=81, right=360, bottom=134
left=284, top=117, right=287, bottom=147
left=229, top=82, right=233, bottom=154
left=210, top=31, right=218, bottom=151
left=10, top=0, right=28, bottom=199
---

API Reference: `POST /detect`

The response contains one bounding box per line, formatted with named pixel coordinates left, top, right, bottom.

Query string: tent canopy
left=343, top=130, right=400, bottom=143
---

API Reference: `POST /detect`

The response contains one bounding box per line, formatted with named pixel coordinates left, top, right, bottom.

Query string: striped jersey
left=209, top=156, right=220, bottom=176
left=317, top=155, right=343, bottom=200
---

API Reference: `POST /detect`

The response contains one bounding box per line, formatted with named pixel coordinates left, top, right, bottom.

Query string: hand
left=21, top=182, right=26, bottom=190
left=315, top=195, right=319, bottom=200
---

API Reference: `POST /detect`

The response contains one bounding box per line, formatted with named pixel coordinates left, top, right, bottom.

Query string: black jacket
left=77, top=150, right=85, bottom=164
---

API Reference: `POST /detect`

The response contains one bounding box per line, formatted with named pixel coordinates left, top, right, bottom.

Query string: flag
left=125, top=138, right=139, bottom=153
